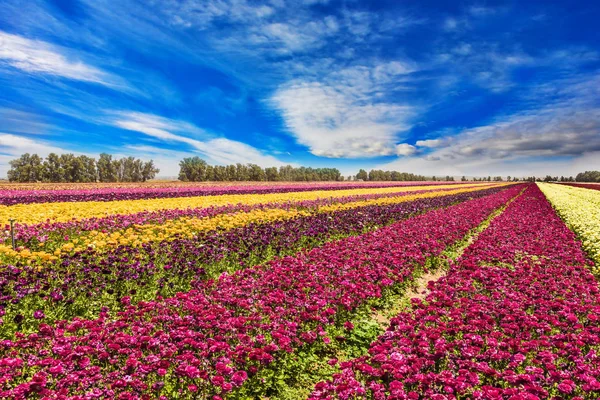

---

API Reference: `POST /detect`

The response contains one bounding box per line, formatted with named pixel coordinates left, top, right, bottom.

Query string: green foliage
left=355, top=169, right=368, bottom=181
left=7, top=153, right=158, bottom=182
left=178, top=158, right=343, bottom=182
left=7, top=153, right=44, bottom=182
left=359, top=169, right=429, bottom=181
left=576, top=170, right=600, bottom=182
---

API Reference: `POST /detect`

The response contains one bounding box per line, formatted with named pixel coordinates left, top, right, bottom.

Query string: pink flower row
left=0, top=186, right=522, bottom=399
left=0, top=182, right=457, bottom=206
left=310, top=184, right=599, bottom=399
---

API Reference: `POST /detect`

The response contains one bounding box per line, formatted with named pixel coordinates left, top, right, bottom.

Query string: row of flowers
left=311, top=184, right=599, bottom=399
left=0, top=186, right=522, bottom=398
left=539, top=183, right=600, bottom=273
left=0, top=185, right=510, bottom=338
left=0, top=182, right=461, bottom=206
left=0, top=183, right=477, bottom=227
left=3, top=185, right=484, bottom=245
left=0, top=184, right=502, bottom=263
left=558, top=183, right=600, bottom=191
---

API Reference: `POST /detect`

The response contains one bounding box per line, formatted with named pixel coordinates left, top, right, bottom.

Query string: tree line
left=179, top=157, right=343, bottom=182
left=575, top=171, right=600, bottom=182
left=7, top=153, right=159, bottom=183
left=354, top=169, right=429, bottom=181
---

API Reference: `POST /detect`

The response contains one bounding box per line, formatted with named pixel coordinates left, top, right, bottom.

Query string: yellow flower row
left=0, top=184, right=507, bottom=263
left=1, top=183, right=479, bottom=226
left=538, top=183, right=600, bottom=272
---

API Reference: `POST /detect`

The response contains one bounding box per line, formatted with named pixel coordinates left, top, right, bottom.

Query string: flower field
left=311, top=184, right=600, bottom=399
left=0, top=181, right=598, bottom=399
left=0, top=183, right=495, bottom=262
left=0, top=182, right=460, bottom=206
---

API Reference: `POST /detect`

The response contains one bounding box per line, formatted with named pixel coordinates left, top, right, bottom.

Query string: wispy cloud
left=111, top=111, right=292, bottom=167
left=0, top=31, right=125, bottom=87
left=0, top=108, right=50, bottom=135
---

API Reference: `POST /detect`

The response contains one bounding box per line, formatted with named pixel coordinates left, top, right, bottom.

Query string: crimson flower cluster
left=311, top=185, right=600, bottom=399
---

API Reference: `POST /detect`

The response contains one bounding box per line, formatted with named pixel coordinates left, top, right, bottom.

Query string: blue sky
left=0, top=0, right=599, bottom=178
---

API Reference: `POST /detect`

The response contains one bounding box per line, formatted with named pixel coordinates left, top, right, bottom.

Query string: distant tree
left=226, top=165, right=237, bottom=181
left=7, top=153, right=44, bottom=182
left=43, top=153, right=64, bottom=182
left=178, top=157, right=208, bottom=182
left=265, top=167, right=279, bottom=181
left=97, top=153, right=117, bottom=182
left=248, top=164, right=266, bottom=181
left=8, top=152, right=154, bottom=183
left=356, top=169, right=368, bottom=181
left=80, top=155, right=98, bottom=182
left=213, top=165, right=228, bottom=181
left=141, top=160, right=159, bottom=181
left=576, top=171, right=600, bottom=182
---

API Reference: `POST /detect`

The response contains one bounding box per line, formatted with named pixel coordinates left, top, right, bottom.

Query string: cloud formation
left=0, top=31, right=123, bottom=87
left=271, top=60, right=417, bottom=158
left=380, top=72, right=600, bottom=176
left=111, top=112, right=291, bottom=167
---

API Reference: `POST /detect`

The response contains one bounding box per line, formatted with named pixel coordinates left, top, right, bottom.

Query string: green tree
left=355, top=169, right=368, bottom=181
left=43, top=153, right=64, bottom=182
left=178, top=157, right=208, bottom=181
left=7, top=153, right=44, bottom=182
left=142, top=160, right=159, bottom=181
left=248, top=164, right=266, bottom=181
left=265, top=167, right=279, bottom=181
left=97, top=153, right=117, bottom=182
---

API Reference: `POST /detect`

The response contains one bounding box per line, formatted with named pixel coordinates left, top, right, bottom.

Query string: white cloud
left=272, top=80, right=414, bottom=158
left=111, top=111, right=291, bottom=167
left=377, top=72, right=600, bottom=176
left=443, top=17, right=459, bottom=31
left=0, top=31, right=123, bottom=87
left=245, top=18, right=339, bottom=54
left=395, top=143, right=416, bottom=156
left=416, top=139, right=444, bottom=148
left=161, top=0, right=275, bottom=28
left=271, top=60, right=417, bottom=158
left=0, top=133, right=64, bottom=155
